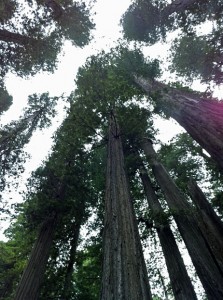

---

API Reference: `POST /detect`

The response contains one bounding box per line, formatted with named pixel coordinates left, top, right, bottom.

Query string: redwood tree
left=188, top=178, right=223, bottom=272
left=139, top=161, right=197, bottom=300
left=100, top=111, right=152, bottom=300
left=142, top=138, right=223, bottom=299
left=134, top=75, right=223, bottom=171
left=14, top=213, right=58, bottom=300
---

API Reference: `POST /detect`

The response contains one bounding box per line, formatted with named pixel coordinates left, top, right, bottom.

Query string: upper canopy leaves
left=75, top=47, right=161, bottom=116
left=121, top=0, right=223, bottom=44
left=0, top=0, right=95, bottom=81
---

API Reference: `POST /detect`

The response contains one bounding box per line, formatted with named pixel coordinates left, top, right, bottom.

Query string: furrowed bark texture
left=188, top=179, right=223, bottom=272
left=14, top=214, right=57, bottom=300
left=139, top=163, right=197, bottom=300
left=142, top=139, right=223, bottom=299
left=100, top=112, right=152, bottom=300
left=134, top=76, right=223, bottom=170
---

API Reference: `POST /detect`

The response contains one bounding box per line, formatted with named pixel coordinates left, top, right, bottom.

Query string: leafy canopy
left=0, top=0, right=95, bottom=81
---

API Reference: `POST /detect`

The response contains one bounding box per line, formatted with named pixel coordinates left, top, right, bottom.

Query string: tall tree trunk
left=141, top=138, right=223, bottom=299
left=134, top=76, right=223, bottom=171
left=60, top=221, right=81, bottom=300
left=139, top=162, right=197, bottom=300
left=100, top=111, right=152, bottom=300
left=14, top=213, right=57, bottom=300
left=188, top=179, right=223, bottom=272
left=61, top=201, right=85, bottom=300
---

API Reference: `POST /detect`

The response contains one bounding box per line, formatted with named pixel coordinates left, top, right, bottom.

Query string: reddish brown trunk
left=14, top=214, right=57, bottom=300
left=100, top=111, right=152, bottom=300
left=142, top=138, right=223, bottom=299
left=139, top=163, right=197, bottom=300
left=134, top=76, right=223, bottom=171
left=188, top=179, right=223, bottom=272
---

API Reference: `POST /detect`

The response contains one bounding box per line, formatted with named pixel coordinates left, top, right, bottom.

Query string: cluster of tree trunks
left=139, top=161, right=198, bottom=300
left=141, top=138, right=223, bottom=299
left=188, top=179, right=223, bottom=272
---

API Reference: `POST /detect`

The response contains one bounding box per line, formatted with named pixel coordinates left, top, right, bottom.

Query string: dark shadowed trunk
left=44, top=0, right=64, bottom=19
left=134, top=76, right=223, bottom=171
left=61, top=202, right=85, bottom=300
left=161, top=0, right=197, bottom=19
left=14, top=213, right=57, bottom=300
left=141, top=138, right=223, bottom=299
left=60, top=222, right=81, bottom=300
left=188, top=179, right=223, bottom=272
left=139, top=162, right=197, bottom=300
left=0, top=29, right=36, bottom=45
left=100, top=111, right=152, bottom=300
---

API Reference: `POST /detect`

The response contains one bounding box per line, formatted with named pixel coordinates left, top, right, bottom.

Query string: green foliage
left=0, top=85, right=13, bottom=114
left=2, top=96, right=104, bottom=299
left=0, top=93, right=58, bottom=195
left=158, top=133, right=206, bottom=192
left=73, top=243, right=102, bottom=300
left=0, top=0, right=95, bottom=81
left=121, top=0, right=168, bottom=44
left=176, top=1, right=223, bottom=34
left=75, top=47, right=161, bottom=121
left=0, top=0, right=17, bottom=23
left=121, top=0, right=223, bottom=44
left=55, top=2, right=95, bottom=47
left=113, top=46, right=161, bottom=81
left=169, top=34, right=223, bottom=84
left=0, top=240, right=18, bottom=299
left=118, top=103, right=156, bottom=143
left=121, top=0, right=223, bottom=85
left=0, top=216, right=37, bottom=299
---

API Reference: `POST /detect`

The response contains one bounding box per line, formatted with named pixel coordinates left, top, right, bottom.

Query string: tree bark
left=139, top=162, right=197, bottom=300
left=61, top=201, right=85, bottom=300
left=100, top=111, right=152, bottom=300
left=188, top=178, right=223, bottom=272
left=161, top=0, right=197, bottom=19
left=134, top=76, right=223, bottom=171
left=44, top=0, right=64, bottom=19
left=141, top=138, right=223, bottom=299
left=14, top=213, right=57, bottom=300
left=60, top=221, right=81, bottom=300
left=0, top=29, right=36, bottom=45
